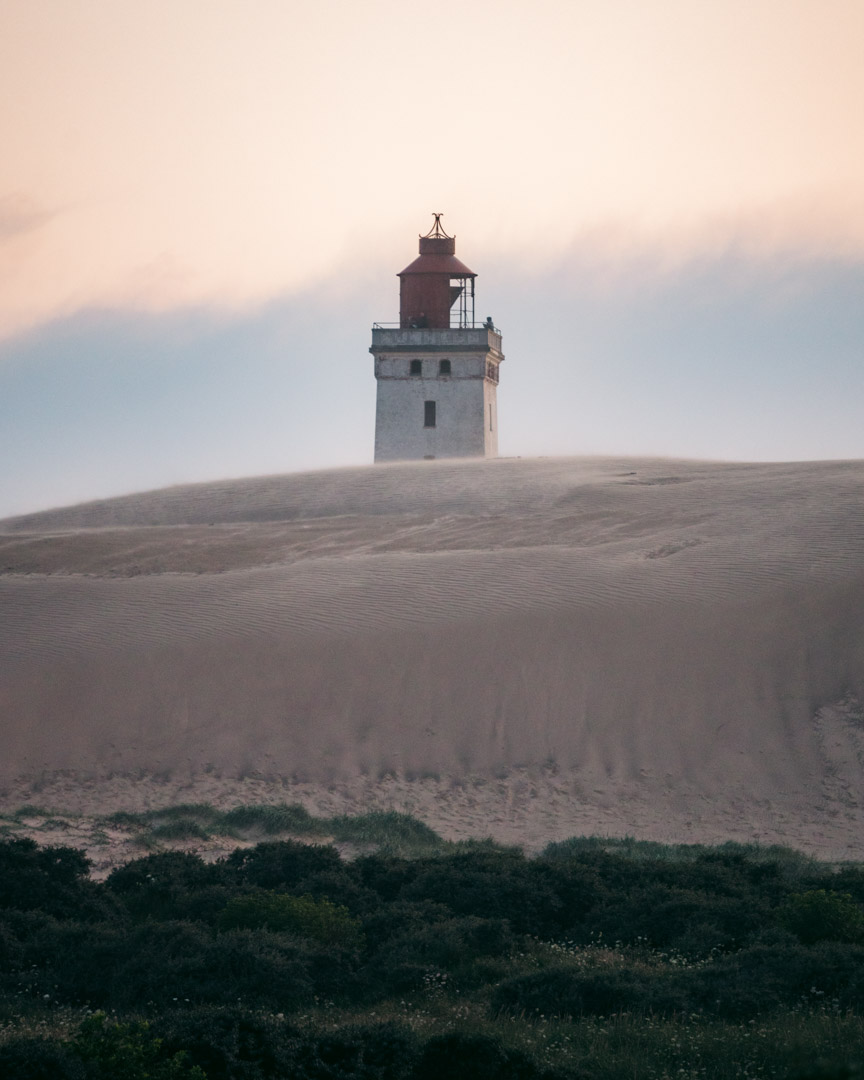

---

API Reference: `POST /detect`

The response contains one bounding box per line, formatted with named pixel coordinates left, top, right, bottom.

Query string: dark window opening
left=424, top=400, right=436, bottom=428
left=439, top=359, right=451, bottom=375
left=409, top=359, right=422, bottom=376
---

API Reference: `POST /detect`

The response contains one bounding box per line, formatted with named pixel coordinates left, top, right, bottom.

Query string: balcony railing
left=371, top=325, right=503, bottom=356
left=372, top=321, right=499, bottom=332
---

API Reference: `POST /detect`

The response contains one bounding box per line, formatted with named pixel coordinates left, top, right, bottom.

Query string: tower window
left=424, top=400, right=437, bottom=428
left=409, top=359, right=422, bottom=375
left=439, top=359, right=451, bottom=375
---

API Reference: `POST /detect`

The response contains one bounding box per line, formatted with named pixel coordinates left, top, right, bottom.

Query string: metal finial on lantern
left=421, top=212, right=453, bottom=240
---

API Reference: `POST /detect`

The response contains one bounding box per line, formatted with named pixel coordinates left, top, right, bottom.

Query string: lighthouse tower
left=371, top=215, right=504, bottom=462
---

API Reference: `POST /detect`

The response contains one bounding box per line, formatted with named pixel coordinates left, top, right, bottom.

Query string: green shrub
left=223, top=841, right=342, bottom=889
left=493, top=966, right=665, bottom=1020
left=106, top=851, right=224, bottom=920
left=685, top=939, right=864, bottom=1018
left=360, top=901, right=452, bottom=952
left=21, top=918, right=317, bottom=1011
left=289, top=867, right=381, bottom=917
left=382, top=913, right=511, bottom=966
left=107, top=850, right=219, bottom=894
left=779, top=890, right=864, bottom=945
left=119, top=923, right=317, bottom=1010
left=219, top=891, right=364, bottom=948
left=412, top=1032, right=552, bottom=1080
left=291, top=1023, right=417, bottom=1080
left=0, top=1037, right=84, bottom=1079
left=400, top=851, right=562, bottom=934
left=0, top=838, right=113, bottom=921
left=155, top=1006, right=298, bottom=1080
left=70, top=1012, right=206, bottom=1078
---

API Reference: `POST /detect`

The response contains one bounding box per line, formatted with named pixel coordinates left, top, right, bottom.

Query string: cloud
left=0, top=291, right=375, bottom=518
left=0, top=193, right=55, bottom=243
left=0, top=247, right=862, bottom=519
left=493, top=246, right=864, bottom=462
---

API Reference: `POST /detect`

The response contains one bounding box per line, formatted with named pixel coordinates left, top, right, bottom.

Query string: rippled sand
left=2, top=456, right=863, bottom=858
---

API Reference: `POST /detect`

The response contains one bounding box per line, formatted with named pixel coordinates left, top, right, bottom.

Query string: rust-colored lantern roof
left=397, top=214, right=476, bottom=277
left=398, top=252, right=476, bottom=277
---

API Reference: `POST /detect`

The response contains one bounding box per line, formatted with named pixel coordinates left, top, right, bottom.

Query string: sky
left=1, top=0, right=863, bottom=517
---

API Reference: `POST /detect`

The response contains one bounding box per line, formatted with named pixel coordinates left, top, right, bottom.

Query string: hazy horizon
left=2, top=0, right=863, bottom=517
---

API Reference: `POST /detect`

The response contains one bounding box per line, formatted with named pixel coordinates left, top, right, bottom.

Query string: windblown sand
left=2, top=456, right=863, bottom=865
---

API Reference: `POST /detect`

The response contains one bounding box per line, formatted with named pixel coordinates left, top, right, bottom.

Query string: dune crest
left=2, top=457, right=863, bottom=856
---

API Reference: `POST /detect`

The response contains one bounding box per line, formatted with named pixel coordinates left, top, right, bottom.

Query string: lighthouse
left=371, top=215, right=505, bottom=462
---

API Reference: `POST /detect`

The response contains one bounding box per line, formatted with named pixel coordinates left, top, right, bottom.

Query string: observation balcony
left=370, top=323, right=503, bottom=358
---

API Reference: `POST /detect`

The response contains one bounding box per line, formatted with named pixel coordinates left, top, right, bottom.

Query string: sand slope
left=2, top=457, right=863, bottom=857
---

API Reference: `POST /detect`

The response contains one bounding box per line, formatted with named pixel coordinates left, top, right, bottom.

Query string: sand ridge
left=1, top=456, right=863, bottom=857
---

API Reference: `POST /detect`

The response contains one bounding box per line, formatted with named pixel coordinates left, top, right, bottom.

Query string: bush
left=157, top=1011, right=418, bottom=1080
left=493, top=967, right=665, bottom=1019
left=114, top=923, right=317, bottom=1010
left=106, top=851, right=224, bottom=920
left=0, top=1037, right=84, bottom=1079
left=412, top=1032, right=551, bottom=1080
left=219, top=891, right=364, bottom=949
left=688, top=940, right=864, bottom=1018
left=24, top=919, right=317, bottom=1011
left=223, top=842, right=343, bottom=890
left=292, top=1024, right=417, bottom=1080
left=779, top=891, right=864, bottom=945
left=70, top=1012, right=206, bottom=1078
left=289, top=868, right=381, bottom=917
left=0, top=1015, right=207, bottom=1080
left=0, top=839, right=112, bottom=921
left=155, top=1006, right=299, bottom=1079
left=587, top=880, right=767, bottom=954
left=400, top=851, right=562, bottom=935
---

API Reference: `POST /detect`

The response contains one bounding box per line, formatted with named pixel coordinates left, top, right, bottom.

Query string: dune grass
left=6, top=801, right=853, bottom=868
left=93, top=802, right=464, bottom=856
left=543, top=834, right=823, bottom=878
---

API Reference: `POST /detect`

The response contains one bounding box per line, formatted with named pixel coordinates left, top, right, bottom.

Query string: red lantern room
left=398, top=213, right=476, bottom=329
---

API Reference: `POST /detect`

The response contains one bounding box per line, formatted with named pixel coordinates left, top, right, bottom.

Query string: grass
left=285, top=923, right=864, bottom=1074
left=286, top=993, right=864, bottom=1079
left=218, top=803, right=325, bottom=836
left=6, top=999, right=863, bottom=1078
left=542, top=835, right=824, bottom=878
left=147, top=820, right=212, bottom=841
left=327, top=810, right=442, bottom=851
left=5, top=802, right=849, bottom=871
left=12, top=804, right=51, bottom=820
left=94, top=802, right=457, bottom=856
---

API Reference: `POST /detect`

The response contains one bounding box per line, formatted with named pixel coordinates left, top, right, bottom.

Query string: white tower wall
left=371, top=327, right=503, bottom=462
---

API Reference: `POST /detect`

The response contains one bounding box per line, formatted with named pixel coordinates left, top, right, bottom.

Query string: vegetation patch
left=2, top=834, right=864, bottom=1076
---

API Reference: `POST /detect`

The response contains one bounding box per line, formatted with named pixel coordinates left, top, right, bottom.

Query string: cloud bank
left=2, top=244, right=861, bottom=519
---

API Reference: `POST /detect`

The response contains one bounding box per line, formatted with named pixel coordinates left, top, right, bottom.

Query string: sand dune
left=2, top=456, right=863, bottom=858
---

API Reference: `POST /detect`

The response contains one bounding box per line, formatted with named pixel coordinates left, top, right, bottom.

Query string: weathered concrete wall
left=371, top=328, right=503, bottom=462
left=483, top=373, right=499, bottom=457
left=373, top=353, right=499, bottom=461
